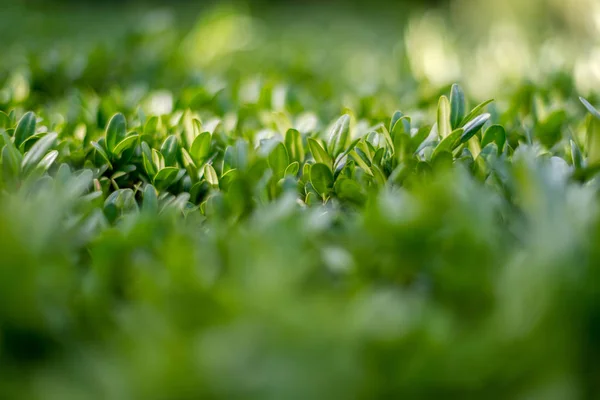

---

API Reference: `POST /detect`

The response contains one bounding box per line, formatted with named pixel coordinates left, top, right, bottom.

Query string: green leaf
left=190, top=131, right=212, bottom=165
left=467, top=135, right=482, bottom=160
left=223, top=140, right=248, bottom=172
left=437, top=95, right=451, bottom=139
left=153, top=167, right=180, bottom=190
left=144, top=116, right=160, bottom=135
left=285, top=128, right=304, bottom=163
left=112, top=134, right=139, bottom=156
left=571, top=140, right=583, bottom=169
left=349, top=149, right=372, bottom=175
left=334, top=178, right=366, bottom=206
left=460, top=113, right=490, bottom=143
left=91, top=141, right=112, bottom=169
left=389, top=111, right=404, bottom=133
left=105, top=113, right=127, bottom=154
left=220, top=169, right=239, bottom=192
left=580, top=97, right=600, bottom=120
left=33, top=150, right=59, bottom=175
left=380, top=126, right=394, bottom=151
left=268, top=142, right=289, bottom=180
left=21, top=132, right=58, bottom=175
left=481, top=125, right=506, bottom=152
left=409, top=124, right=429, bottom=150
left=104, top=188, right=138, bottom=219
left=284, top=161, right=299, bottom=176
left=152, top=149, right=165, bottom=170
left=537, top=109, right=566, bottom=148
left=0, top=111, right=10, bottom=129
left=391, top=114, right=411, bottom=138
left=14, top=111, right=36, bottom=148
left=450, top=84, right=466, bottom=129
left=587, top=115, right=600, bottom=166
left=2, top=134, right=22, bottom=183
left=327, top=114, right=351, bottom=158
left=19, top=133, right=45, bottom=153
left=460, top=99, right=494, bottom=126
left=356, top=141, right=373, bottom=163
left=371, top=164, right=387, bottom=186
left=302, top=163, right=312, bottom=182
left=182, top=111, right=202, bottom=147
left=204, top=164, right=219, bottom=188
left=432, top=150, right=453, bottom=170
left=305, top=191, right=319, bottom=206
left=433, top=128, right=464, bottom=160
left=336, top=137, right=361, bottom=167
left=143, top=184, right=159, bottom=213
left=181, top=147, right=197, bottom=177
left=308, top=137, right=332, bottom=167
left=141, top=142, right=157, bottom=177
left=310, top=162, right=334, bottom=198
left=372, top=147, right=385, bottom=167
left=160, top=135, right=179, bottom=167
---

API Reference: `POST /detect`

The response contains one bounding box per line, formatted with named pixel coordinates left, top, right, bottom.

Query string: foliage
left=1, top=2, right=600, bottom=399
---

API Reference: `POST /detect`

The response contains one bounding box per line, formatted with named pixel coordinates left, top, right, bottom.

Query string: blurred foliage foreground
left=3, top=1, right=600, bottom=399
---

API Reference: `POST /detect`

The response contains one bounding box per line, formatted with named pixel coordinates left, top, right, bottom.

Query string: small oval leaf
left=190, top=131, right=212, bottom=165
left=105, top=113, right=127, bottom=154
left=310, top=162, right=334, bottom=199
left=204, top=164, right=219, bottom=188
left=327, top=114, right=351, bottom=158
left=268, top=142, right=289, bottom=180
left=14, top=111, right=36, bottom=148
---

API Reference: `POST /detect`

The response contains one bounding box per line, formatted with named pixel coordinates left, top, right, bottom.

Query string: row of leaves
left=2, top=84, right=600, bottom=221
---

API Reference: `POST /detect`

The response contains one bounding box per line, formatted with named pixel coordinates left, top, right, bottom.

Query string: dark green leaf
left=310, top=162, right=334, bottom=198
left=0, top=111, right=10, bottom=129
left=460, top=99, right=494, bottom=126
left=460, top=113, right=491, bottom=143
left=153, top=167, right=180, bottom=190
left=113, top=134, right=139, bottom=156
left=14, top=111, right=36, bottom=148
left=33, top=150, right=59, bottom=175
left=2, top=135, right=22, bottom=183
left=142, top=142, right=157, bottom=177
left=571, top=140, right=583, bottom=169
left=105, top=113, right=127, bottom=154
left=160, top=135, right=179, bottom=167
left=450, top=84, right=466, bottom=129
left=481, top=125, right=506, bottom=151
left=433, top=128, right=463, bottom=160
left=21, top=132, right=58, bottom=175
left=91, top=141, right=112, bottom=168
left=334, top=178, right=366, bottom=206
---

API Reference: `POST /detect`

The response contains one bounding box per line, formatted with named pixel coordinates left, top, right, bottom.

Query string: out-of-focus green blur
left=2, top=0, right=599, bottom=100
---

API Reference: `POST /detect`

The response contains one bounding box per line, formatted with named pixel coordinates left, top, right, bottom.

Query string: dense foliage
left=2, top=2, right=600, bottom=399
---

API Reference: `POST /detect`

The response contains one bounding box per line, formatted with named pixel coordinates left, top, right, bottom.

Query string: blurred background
left=1, top=0, right=599, bottom=108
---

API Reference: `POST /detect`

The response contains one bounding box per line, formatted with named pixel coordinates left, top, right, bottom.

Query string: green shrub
left=1, top=3, right=600, bottom=399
